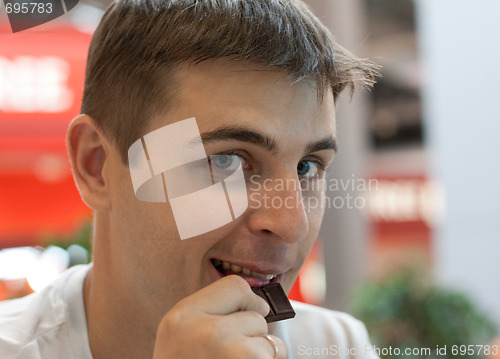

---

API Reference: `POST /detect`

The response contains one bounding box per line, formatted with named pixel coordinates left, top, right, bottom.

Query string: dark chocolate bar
left=252, top=283, right=295, bottom=323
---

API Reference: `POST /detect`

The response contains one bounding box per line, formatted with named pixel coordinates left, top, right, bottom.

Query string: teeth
left=242, top=268, right=252, bottom=276
left=214, top=260, right=277, bottom=280
left=255, top=273, right=276, bottom=280
left=231, top=264, right=242, bottom=273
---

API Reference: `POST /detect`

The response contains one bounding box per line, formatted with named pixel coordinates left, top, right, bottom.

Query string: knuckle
left=157, top=313, right=177, bottom=334
left=160, top=301, right=189, bottom=330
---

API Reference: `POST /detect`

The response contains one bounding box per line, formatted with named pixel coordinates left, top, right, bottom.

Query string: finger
left=221, top=310, right=269, bottom=337
left=179, top=275, right=270, bottom=317
left=254, top=334, right=287, bottom=359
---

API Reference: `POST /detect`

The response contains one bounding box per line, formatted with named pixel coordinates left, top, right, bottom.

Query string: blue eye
left=210, top=154, right=241, bottom=171
left=297, top=160, right=320, bottom=178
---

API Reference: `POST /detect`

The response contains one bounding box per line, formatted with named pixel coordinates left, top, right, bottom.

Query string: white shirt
left=275, top=302, right=379, bottom=358
left=0, top=265, right=378, bottom=359
left=0, top=265, right=92, bottom=359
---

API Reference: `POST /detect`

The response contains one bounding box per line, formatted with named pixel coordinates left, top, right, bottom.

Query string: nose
left=245, top=176, right=309, bottom=243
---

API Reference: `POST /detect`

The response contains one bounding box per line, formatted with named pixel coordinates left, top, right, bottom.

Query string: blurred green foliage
left=42, top=220, right=92, bottom=262
left=351, top=268, right=498, bottom=359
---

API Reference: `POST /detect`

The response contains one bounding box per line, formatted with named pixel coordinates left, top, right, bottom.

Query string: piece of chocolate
left=252, top=283, right=295, bottom=323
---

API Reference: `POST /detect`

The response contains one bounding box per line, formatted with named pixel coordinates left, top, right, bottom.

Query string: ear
left=67, top=114, right=111, bottom=211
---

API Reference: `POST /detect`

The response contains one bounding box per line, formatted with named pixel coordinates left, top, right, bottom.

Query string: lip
left=211, top=258, right=288, bottom=277
left=209, top=258, right=286, bottom=287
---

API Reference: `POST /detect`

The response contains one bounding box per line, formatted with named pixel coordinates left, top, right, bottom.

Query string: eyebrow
left=199, top=126, right=337, bottom=155
left=305, top=136, right=338, bottom=154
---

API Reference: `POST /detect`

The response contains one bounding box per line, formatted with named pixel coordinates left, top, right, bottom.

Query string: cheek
left=110, top=166, right=178, bottom=239
left=282, top=204, right=323, bottom=290
left=303, top=196, right=326, bottom=232
left=109, top=195, right=210, bottom=307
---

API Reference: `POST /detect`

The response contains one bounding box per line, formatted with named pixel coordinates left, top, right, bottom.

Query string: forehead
left=151, top=60, right=336, bottom=143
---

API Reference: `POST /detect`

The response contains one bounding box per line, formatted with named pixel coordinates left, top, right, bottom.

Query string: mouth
left=210, top=258, right=283, bottom=287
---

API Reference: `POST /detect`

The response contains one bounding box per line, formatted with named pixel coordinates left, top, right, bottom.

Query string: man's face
left=105, top=60, right=336, bottom=319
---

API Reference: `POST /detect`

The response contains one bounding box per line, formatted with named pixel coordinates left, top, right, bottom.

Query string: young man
left=0, top=0, right=379, bottom=358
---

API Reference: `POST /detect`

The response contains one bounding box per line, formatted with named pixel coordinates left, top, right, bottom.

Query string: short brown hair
left=81, top=0, right=379, bottom=164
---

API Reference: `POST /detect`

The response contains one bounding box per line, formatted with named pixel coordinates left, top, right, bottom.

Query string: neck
left=83, top=216, right=158, bottom=359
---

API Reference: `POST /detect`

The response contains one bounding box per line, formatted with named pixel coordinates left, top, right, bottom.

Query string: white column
left=416, top=0, right=500, bottom=327
left=305, top=0, right=371, bottom=312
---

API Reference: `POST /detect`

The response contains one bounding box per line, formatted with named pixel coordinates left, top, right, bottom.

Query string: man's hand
left=153, top=275, right=287, bottom=358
